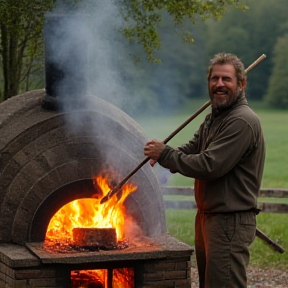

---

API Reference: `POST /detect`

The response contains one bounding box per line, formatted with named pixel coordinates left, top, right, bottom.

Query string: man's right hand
left=144, top=140, right=165, bottom=166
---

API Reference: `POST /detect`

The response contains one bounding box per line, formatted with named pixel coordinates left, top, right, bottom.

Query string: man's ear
left=240, top=78, right=247, bottom=90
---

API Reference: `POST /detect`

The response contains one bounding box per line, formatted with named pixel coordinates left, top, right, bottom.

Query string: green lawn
left=165, top=209, right=288, bottom=268
left=135, top=99, right=288, bottom=268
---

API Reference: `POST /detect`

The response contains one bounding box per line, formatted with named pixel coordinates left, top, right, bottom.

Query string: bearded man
left=144, top=53, right=265, bottom=288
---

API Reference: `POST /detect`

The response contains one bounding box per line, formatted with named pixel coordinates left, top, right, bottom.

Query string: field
left=135, top=99, right=288, bottom=268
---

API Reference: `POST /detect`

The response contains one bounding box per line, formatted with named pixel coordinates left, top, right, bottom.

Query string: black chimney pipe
left=42, top=13, right=88, bottom=110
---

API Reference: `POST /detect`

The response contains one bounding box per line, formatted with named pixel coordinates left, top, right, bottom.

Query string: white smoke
left=48, top=0, right=136, bottom=113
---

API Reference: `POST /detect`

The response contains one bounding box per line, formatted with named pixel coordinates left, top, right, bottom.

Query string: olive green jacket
left=158, top=95, right=265, bottom=213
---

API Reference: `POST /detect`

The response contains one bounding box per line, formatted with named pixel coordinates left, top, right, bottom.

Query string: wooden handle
left=256, top=228, right=284, bottom=253
left=245, top=54, right=266, bottom=73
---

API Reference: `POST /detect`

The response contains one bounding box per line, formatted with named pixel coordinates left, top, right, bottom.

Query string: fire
left=71, top=268, right=134, bottom=288
left=45, top=175, right=137, bottom=242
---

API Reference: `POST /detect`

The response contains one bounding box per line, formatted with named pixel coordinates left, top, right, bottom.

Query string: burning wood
left=73, top=228, right=117, bottom=248
left=71, top=270, right=105, bottom=288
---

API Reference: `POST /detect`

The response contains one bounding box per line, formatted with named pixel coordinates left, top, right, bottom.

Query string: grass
left=165, top=209, right=288, bottom=268
left=135, top=99, right=288, bottom=268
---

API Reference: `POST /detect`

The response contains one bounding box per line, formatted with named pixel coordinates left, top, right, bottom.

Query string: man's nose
left=216, top=78, right=224, bottom=87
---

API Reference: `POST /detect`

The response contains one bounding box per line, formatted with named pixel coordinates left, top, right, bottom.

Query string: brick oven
left=0, top=12, right=194, bottom=288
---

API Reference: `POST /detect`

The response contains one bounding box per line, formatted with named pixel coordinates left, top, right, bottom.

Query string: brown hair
left=207, top=53, right=247, bottom=86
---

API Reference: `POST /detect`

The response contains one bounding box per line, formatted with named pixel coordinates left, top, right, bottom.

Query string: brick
left=143, top=271, right=165, bottom=282
left=0, top=264, right=15, bottom=279
left=15, top=270, right=41, bottom=280
left=141, top=280, right=175, bottom=288
left=175, top=278, right=192, bottom=288
left=152, top=262, right=177, bottom=271
left=12, top=279, right=29, bottom=288
left=0, top=271, right=5, bottom=288
left=2, top=274, right=28, bottom=288
left=28, top=277, right=58, bottom=287
left=39, top=268, right=56, bottom=278
left=29, top=276, right=70, bottom=287
left=163, top=270, right=187, bottom=280
left=175, top=260, right=190, bottom=270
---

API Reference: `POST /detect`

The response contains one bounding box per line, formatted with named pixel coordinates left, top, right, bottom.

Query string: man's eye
left=210, top=77, right=233, bottom=82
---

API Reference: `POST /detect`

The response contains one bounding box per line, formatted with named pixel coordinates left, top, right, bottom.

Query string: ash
left=44, top=238, right=131, bottom=253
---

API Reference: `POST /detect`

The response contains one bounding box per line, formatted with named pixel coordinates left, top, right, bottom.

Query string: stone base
left=0, top=234, right=194, bottom=288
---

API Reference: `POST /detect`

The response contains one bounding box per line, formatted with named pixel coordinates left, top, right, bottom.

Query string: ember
left=71, top=268, right=134, bottom=288
left=44, top=237, right=130, bottom=253
left=44, top=175, right=137, bottom=252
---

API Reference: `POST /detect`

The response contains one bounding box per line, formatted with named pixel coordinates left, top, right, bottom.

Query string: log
left=73, top=228, right=117, bottom=247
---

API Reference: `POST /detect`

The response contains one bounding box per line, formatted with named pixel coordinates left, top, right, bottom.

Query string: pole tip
left=100, top=195, right=109, bottom=204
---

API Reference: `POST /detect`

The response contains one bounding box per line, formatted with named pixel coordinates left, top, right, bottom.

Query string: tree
left=127, top=14, right=208, bottom=114
left=119, top=0, right=247, bottom=62
left=205, top=0, right=288, bottom=101
left=0, top=0, right=55, bottom=100
left=0, top=0, right=246, bottom=101
left=264, top=34, right=288, bottom=109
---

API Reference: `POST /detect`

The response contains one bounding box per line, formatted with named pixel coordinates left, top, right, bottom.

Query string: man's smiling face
left=208, top=63, right=243, bottom=110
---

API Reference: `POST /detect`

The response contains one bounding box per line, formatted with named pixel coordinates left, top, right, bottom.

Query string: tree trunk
left=0, top=23, right=22, bottom=100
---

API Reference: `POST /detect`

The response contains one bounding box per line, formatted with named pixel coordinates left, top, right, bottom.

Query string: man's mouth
left=214, top=90, right=228, bottom=95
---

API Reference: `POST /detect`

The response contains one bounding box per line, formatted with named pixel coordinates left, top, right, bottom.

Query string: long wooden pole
left=100, top=54, right=266, bottom=205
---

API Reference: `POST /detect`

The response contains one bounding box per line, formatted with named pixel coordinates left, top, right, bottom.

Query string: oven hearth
left=0, top=234, right=193, bottom=288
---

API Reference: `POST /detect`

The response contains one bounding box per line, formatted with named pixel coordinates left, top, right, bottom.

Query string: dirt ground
left=190, top=266, right=288, bottom=288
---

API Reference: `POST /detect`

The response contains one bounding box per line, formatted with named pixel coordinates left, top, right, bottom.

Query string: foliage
left=126, top=14, right=208, bottom=115
left=205, top=0, right=288, bottom=102
left=264, top=34, right=288, bottom=109
left=119, top=0, right=247, bottom=62
left=0, top=0, right=55, bottom=99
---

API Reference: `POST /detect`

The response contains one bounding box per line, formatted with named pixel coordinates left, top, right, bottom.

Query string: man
left=144, top=53, right=265, bottom=288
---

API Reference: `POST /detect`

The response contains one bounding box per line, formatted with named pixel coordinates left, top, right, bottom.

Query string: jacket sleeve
left=177, top=115, right=208, bottom=154
left=158, top=118, right=255, bottom=181
left=177, top=132, right=200, bottom=154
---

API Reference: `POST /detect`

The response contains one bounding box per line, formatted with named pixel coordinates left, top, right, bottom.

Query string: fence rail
left=161, top=186, right=288, bottom=213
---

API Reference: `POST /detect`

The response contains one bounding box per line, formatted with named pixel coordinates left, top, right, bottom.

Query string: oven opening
left=43, top=173, right=140, bottom=253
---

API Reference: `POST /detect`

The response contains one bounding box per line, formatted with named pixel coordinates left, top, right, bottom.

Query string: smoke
left=44, top=1, right=167, bottom=237
left=46, top=0, right=136, bottom=113
left=44, top=0, right=156, bottom=189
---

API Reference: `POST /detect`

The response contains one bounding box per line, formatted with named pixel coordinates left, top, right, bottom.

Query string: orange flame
left=45, top=175, right=137, bottom=241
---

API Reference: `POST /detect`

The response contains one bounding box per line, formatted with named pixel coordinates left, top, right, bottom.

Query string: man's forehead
left=211, top=63, right=236, bottom=75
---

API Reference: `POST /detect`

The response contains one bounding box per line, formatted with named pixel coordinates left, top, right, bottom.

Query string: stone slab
left=0, top=244, right=40, bottom=268
left=26, top=234, right=193, bottom=265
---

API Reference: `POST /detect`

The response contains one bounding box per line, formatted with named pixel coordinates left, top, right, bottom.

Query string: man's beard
left=210, top=88, right=243, bottom=112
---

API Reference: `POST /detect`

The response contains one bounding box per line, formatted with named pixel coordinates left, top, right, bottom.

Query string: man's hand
left=144, top=140, right=165, bottom=167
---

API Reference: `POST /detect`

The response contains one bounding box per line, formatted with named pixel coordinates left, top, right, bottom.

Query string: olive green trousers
left=195, top=210, right=256, bottom=288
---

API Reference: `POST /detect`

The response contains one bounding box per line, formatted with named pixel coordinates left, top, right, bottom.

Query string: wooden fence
left=161, top=187, right=288, bottom=213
